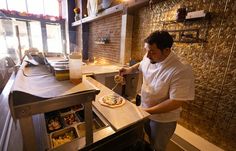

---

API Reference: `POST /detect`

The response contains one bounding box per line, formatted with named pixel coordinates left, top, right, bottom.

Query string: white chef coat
left=139, top=51, right=195, bottom=122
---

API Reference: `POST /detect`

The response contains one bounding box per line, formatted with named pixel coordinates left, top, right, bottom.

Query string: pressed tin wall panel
left=131, top=0, right=236, bottom=150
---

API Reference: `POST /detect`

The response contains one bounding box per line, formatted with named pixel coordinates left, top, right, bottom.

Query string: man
left=119, top=30, right=195, bottom=151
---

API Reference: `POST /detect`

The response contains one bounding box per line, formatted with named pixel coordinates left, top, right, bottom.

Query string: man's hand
left=119, top=62, right=140, bottom=76
left=119, top=67, right=132, bottom=76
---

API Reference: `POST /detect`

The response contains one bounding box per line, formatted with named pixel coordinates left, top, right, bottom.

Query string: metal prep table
left=48, top=77, right=150, bottom=151
left=9, top=62, right=100, bottom=151
left=9, top=58, right=150, bottom=151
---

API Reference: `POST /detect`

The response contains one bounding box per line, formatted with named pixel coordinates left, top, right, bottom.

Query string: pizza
left=99, top=94, right=125, bottom=108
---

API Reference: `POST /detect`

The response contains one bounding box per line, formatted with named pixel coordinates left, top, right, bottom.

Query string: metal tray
left=76, top=119, right=106, bottom=138
left=45, top=111, right=64, bottom=133
left=62, top=113, right=80, bottom=126
left=59, top=107, right=72, bottom=116
left=71, top=104, right=84, bottom=112
left=50, top=126, right=78, bottom=148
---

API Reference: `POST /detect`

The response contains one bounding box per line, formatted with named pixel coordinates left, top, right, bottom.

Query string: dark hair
left=144, top=30, right=173, bottom=51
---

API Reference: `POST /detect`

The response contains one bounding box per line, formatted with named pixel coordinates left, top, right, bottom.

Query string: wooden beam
left=120, top=14, right=133, bottom=65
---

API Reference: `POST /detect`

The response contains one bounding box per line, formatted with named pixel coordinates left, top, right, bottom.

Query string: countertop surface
left=10, top=59, right=149, bottom=151
left=82, top=64, right=120, bottom=75
left=11, top=62, right=98, bottom=99
left=46, top=56, right=121, bottom=75
left=22, top=57, right=148, bottom=131
left=86, top=77, right=149, bottom=131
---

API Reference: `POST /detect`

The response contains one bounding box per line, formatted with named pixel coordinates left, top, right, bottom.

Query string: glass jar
left=69, top=53, right=82, bottom=84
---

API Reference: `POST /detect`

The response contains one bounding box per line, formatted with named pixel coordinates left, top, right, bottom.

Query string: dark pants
left=144, top=120, right=177, bottom=151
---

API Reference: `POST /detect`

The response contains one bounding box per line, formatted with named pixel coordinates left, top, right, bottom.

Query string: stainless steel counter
left=9, top=62, right=100, bottom=151
left=45, top=56, right=121, bottom=75
left=51, top=77, right=149, bottom=151
left=86, top=77, right=149, bottom=131
left=10, top=58, right=149, bottom=151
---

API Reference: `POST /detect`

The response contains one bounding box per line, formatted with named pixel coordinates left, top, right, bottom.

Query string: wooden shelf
left=127, top=0, right=149, bottom=7
left=72, top=4, right=124, bottom=26
left=161, top=13, right=211, bottom=43
left=127, top=0, right=149, bottom=13
left=72, top=0, right=152, bottom=26
left=167, top=29, right=207, bottom=43
left=161, top=14, right=210, bottom=25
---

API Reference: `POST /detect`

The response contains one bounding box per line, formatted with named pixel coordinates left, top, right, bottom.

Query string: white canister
left=87, top=0, right=98, bottom=17
left=69, top=53, right=82, bottom=84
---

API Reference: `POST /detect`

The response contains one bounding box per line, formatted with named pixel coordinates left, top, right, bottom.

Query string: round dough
left=98, top=94, right=125, bottom=108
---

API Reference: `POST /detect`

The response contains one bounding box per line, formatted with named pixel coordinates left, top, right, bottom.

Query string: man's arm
left=142, top=99, right=185, bottom=114
left=119, top=62, right=140, bottom=76
left=130, top=62, right=140, bottom=72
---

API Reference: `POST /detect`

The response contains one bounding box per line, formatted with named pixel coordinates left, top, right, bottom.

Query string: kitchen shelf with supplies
left=72, top=0, right=151, bottom=27
left=160, top=12, right=211, bottom=43
left=167, top=28, right=208, bottom=43
left=161, top=12, right=210, bottom=25
left=72, top=4, right=124, bottom=26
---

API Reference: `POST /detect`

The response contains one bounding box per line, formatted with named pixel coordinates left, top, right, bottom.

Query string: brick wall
left=131, top=0, right=236, bottom=150
left=87, top=13, right=122, bottom=63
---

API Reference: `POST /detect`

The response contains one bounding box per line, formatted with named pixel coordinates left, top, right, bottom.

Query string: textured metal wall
left=132, top=0, right=236, bottom=150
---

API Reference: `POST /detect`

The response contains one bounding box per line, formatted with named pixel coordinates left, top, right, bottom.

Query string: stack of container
left=44, top=104, right=106, bottom=148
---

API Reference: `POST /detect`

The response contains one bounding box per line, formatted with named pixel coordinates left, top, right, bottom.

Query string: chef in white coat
left=119, top=30, right=195, bottom=151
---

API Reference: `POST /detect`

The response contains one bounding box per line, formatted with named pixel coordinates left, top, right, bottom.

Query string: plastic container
left=50, top=127, right=78, bottom=148
left=45, top=111, right=64, bottom=133
left=69, top=53, right=83, bottom=84
left=76, top=120, right=103, bottom=138
left=59, top=107, right=72, bottom=115
left=62, top=113, right=79, bottom=126
left=75, top=110, right=85, bottom=122
left=77, top=123, right=86, bottom=138
left=71, top=104, right=84, bottom=112
left=75, top=110, right=95, bottom=122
